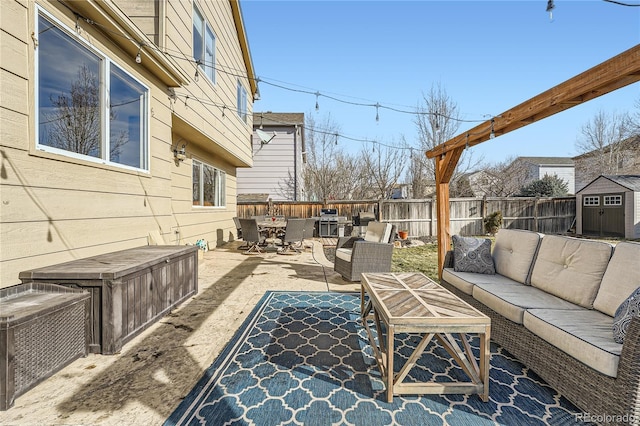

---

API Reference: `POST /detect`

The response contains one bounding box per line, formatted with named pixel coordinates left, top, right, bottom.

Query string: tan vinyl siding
left=0, top=0, right=254, bottom=287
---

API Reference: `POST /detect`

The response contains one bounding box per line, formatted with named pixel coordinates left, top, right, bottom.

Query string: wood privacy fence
left=237, top=197, right=576, bottom=237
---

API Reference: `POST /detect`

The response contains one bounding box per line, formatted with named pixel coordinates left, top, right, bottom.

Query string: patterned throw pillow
left=452, top=235, right=495, bottom=275
left=613, top=287, right=640, bottom=344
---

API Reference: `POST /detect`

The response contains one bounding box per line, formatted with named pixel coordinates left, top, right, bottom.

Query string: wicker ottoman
left=0, top=282, right=90, bottom=410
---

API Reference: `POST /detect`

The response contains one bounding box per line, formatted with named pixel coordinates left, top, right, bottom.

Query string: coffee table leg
left=480, top=325, right=491, bottom=402
left=386, top=323, right=394, bottom=403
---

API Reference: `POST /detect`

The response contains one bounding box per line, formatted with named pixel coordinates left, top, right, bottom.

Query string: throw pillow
left=613, top=286, right=640, bottom=344
left=452, top=235, right=495, bottom=275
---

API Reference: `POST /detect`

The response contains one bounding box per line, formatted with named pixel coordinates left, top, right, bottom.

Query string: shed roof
left=253, top=112, right=304, bottom=127
left=578, top=175, right=640, bottom=193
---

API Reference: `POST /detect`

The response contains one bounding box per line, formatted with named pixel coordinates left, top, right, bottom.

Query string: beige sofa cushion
left=472, top=282, right=583, bottom=324
left=492, top=229, right=543, bottom=285
left=364, top=222, right=392, bottom=243
left=530, top=236, right=613, bottom=308
left=593, top=241, right=640, bottom=316
left=442, top=268, right=522, bottom=295
left=524, top=309, right=622, bottom=378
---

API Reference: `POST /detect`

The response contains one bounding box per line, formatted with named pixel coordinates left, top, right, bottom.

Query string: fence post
left=430, top=197, right=436, bottom=237
left=534, top=197, right=539, bottom=232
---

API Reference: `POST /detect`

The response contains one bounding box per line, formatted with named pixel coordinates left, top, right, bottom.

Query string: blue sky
left=241, top=1, right=640, bottom=165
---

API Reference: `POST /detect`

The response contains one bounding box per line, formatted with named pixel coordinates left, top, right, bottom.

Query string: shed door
left=582, top=194, right=625, bottom=237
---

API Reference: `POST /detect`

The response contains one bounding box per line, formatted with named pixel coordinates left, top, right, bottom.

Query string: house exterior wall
left=237, top=112, right=305, bottom=201
left=538, top=166, right=575, bottom=194
left=237, top=122, right=304, bottom=201
left=0, top=0, right=254, bottom=287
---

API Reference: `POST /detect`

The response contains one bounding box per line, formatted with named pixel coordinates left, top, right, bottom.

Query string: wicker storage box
left=19, top=246, right=198, bottom=355
left=1, top=282, right=90, bottom=410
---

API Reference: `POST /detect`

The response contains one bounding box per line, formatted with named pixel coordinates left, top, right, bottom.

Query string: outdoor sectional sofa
left=441, top=229, right=640, bottom=425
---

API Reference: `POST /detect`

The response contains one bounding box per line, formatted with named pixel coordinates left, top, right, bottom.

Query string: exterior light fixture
left=174, top=144, right=186, bottom=162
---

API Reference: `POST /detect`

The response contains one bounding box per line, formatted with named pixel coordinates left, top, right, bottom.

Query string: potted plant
left=483, top=211, right=503, bottom=236
left=398, top=230, right=409, bottom=240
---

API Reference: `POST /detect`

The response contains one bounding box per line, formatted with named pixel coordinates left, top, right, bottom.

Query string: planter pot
left=398, top=230, right=409, bottom=240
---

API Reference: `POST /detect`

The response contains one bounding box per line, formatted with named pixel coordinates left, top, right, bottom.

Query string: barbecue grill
left=318, top=209, right=348, bottom=237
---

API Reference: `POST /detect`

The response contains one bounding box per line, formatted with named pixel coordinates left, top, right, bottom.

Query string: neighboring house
left=576, top=175, right=640, bottom=239
left=508, top=157, right=576, bottom=194
left=0, top=0, right=257, bottom=286
left=573, top=136, right=640, bottom=192
left=237, top=112, right=306, bottom=201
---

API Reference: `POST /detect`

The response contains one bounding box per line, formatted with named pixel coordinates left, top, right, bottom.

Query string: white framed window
left=193, top=5, right=215, bottom=83
left=604, top=195, right=622, bottom=206
left=583, top=196, right=600, bottom=206
left=237, top=80, right=247, bottom=123
left=193, top=159, right=226, bottom=207
left=36, top=8, right=149, bottom=171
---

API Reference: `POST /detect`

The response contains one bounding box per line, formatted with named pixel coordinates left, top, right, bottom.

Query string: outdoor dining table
left=257, top=218, right=287, bottom=248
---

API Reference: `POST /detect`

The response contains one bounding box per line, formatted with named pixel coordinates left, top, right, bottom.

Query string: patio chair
left=239, top=218, right=266, bottom=254
left=233, top=217, right=249, bottom=250
left=302, top=218, right=316, bottom=248
left=333, top=221, right=395, bottom=281
left=277, top=218, right=307, bottom=255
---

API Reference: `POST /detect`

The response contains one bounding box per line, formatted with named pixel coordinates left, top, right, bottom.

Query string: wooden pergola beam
left=426, top=44, right=640, bottom=278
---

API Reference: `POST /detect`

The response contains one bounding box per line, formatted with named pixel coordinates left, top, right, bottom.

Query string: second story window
left=237, top=80, right=247, bottom=123
left=193, top=5, right=215, bottom=83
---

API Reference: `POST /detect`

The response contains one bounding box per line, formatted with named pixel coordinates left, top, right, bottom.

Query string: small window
left=193, top=159, right=226, bottom=207
left=604, top=195, right=622, bottom=206
left=583, top=196, right=599, bottom=206
left=237, top=80, right=247, bottom=123
left=193, top=5, right=215, bottom=83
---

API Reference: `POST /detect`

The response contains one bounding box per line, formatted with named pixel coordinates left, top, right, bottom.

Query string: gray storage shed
left=576, top=175, right=640, bottom=239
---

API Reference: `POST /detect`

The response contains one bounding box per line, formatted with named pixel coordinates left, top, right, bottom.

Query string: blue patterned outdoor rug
left=166, top=292, right=587, bottom=426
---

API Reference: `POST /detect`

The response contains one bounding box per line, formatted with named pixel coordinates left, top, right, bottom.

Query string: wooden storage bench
left=19, top=245, right=198, bottom=355
left=1, top=282, right=90, bottom=410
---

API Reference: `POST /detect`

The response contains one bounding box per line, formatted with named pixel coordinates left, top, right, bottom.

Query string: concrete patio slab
left=2, top=240, right=356, bottom=425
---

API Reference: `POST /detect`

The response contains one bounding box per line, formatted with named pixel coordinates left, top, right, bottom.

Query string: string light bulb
left=194, top=60, right=201, bottom=82
left=546, top=0, right=555, bottom=21
left=135, top=47, right=142, bottom=64
left=434, top=112, right=440, bottom=132
left=315, top=92, right=320, bottom=111
left=375, top=103, right=380, bottom=122
left=259, top=113, right=264, bottom=129
left=334, top=133, right=339, bottom=145
left=490, top=118, right=496, bottom=139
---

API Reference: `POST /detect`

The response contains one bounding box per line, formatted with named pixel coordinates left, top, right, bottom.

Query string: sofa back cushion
left=530, top=235, right=613, bottom=308
left=593, top=242, right=640, bottom=317
left=492, top=229, right=543, bottom=284
left=364, top=222, right=392, bottom=243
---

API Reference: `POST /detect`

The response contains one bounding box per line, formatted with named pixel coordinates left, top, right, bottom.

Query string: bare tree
left=303, top=114, right=361, bottom=201
left=43, top=64, right=126, bottom=158
left=360, top=143, right=405, bottom=199
left=476, top=156, right=532, bottom=196
left=575, top=109, right=634, bottom=185
left=409, top=83, right=483, bottom=198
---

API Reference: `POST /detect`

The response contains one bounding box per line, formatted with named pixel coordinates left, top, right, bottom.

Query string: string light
left=490, top=118, right=496, bottom=139
left=546, top=0, right=555, bottom=21
left=135, top=46, right=142, bottom=64
left=259, top=113, right=264, bottom=129
left=334, top=133, right=339, bottom=145
left=53, top=2, right=508, bottom=157
left=194, top=60, right=201, bottom=82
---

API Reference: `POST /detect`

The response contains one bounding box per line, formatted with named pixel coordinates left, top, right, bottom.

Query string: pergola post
left=434, top=147, right=463, bottom=279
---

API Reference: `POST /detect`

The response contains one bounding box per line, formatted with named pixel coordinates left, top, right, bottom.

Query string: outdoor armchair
left=334, top=221, right=395, bottom=281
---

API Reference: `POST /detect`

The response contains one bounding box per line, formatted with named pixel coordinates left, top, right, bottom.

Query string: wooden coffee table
left=360, top=272, right=491, bottom=403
